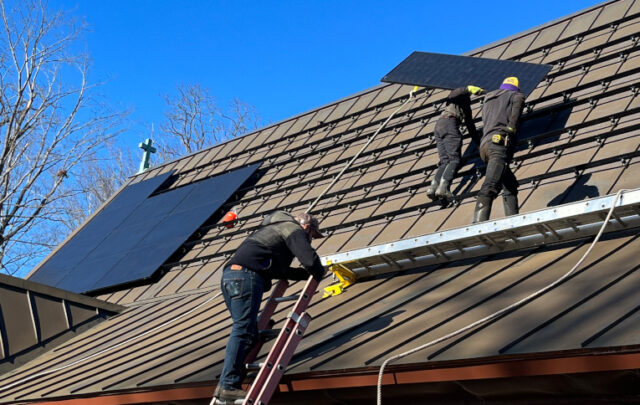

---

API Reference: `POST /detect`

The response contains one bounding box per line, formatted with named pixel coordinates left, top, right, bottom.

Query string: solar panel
left=28, top=171, right=173, bottom=287
left=30, top=163, right=260, bottom=293
left=381, top=51, right=552, bottom=97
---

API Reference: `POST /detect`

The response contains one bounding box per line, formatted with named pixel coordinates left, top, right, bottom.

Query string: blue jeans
left=219, top=266, right=265, bottom=389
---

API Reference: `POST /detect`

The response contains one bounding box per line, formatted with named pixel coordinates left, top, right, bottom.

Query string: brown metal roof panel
left=594, top=131, right=640, bottom=161
left=324, top=98, right=359, bottom=123
left=0, top=286, right=38, bottom=356
left=339, top=221, right=388, bottom=252
left=591, top=0, right=634, bottom=30
left=541, top=41, right=578, bottom=64
left=573, top=29, right=614, bottom=55
left=305, top=253, right=529, bottom=371
left=16, top=294, right=226, bottom=399
left=435, top=235, right=640, bottom=360
left=261, top=120, right=296, bottom=146
left=372, top=245, right=584, bottom=366
left=114, top=285, right=151, bottom=306
left=369, top=215, right=417, bottom=245
left=177, top=264, right=216, bottom=294
left=558, top=8, right=602, bottom=41
left=314, top=229, right=355, bottom=257
left=506, top=238, right=640, bottom=354
left=285, top=112, right=316, bottom=137
left=586, top=93, right=635, bottom=122
left=610, top=12, right=640, bottom=40
left=477, top=43, right=508, bottom=59
left=529, top=19, right=570, bottom=51
left=368, top=84, right=401, bottom=108
left=501, top=31, right=539, bottom=60
left=302, top=105, right=336, bottom=132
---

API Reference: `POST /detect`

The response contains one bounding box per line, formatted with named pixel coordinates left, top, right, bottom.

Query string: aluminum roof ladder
left=321, top=188, right=640, bottom=297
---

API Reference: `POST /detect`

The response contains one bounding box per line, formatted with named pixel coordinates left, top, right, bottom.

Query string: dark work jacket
left=480, top=89, right=525, bottom=148
left=228, top=211, right=324, bottom=287
left=440, top=87, right=479, bottom=145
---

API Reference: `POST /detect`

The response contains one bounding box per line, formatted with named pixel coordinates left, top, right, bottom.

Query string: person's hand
left=467, top=85, right=484, bottom=95
left=312, top=267, right=326, bottom=282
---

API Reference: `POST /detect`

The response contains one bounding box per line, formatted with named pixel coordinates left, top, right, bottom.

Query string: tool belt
left=491, top=133, right=510, bottom=147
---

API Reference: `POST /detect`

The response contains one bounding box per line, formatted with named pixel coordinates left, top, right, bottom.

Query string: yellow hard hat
left=503, top=77, right=519, bottom=89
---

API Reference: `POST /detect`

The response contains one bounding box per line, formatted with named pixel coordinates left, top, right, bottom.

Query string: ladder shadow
left=291, top=309, right=405, bottom=363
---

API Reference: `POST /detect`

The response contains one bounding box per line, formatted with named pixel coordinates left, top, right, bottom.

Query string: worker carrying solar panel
left=472, top=77, right=526, bottom=223
left=214, top=211, right=325, bottom=403
left=426, top=85, right=484, bottom=204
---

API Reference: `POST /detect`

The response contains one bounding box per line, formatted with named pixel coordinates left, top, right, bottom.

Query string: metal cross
left=138, top=138, right=156, bottom=173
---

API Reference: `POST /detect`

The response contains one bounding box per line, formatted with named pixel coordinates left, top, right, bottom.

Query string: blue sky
left=49, top=0, right=603, bottom=144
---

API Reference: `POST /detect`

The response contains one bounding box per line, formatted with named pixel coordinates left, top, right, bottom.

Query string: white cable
left=306, top=87, right=418, bottom=214
left=376, top=189, right=629, bottom=405
left=0, top=291, right=222, bottom=392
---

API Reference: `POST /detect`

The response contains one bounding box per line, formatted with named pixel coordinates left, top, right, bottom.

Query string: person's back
left=229, top=211, right=322, bottom=284
left=480, top=88, right=525, bottom=148
left=472, top=77, right=525, bottom=223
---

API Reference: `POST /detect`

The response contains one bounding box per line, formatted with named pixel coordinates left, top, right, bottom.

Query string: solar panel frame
left=381, top=51, right=552, bottom=97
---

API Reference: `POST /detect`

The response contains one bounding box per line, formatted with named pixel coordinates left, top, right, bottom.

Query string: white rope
left=306, top=87, right=418, bottom=214
left=0, top=291, right=222, bottom=392
left=376, top=189, right=629, bottom=405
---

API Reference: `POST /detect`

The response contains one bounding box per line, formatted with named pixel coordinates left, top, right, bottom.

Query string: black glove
left=311, top=266, right=326, bottom=282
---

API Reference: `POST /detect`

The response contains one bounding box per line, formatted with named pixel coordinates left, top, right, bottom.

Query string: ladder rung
left=246, top=362, right=264, bottom=370
left=274, top=295, right=299, bottom=302
left=259, top=329, right=280, bottom=341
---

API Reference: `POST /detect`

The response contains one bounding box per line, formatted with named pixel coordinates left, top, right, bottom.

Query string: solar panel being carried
left=29, top=163, right=260, bottom=293
left=381, top=51, right=552, bottom=97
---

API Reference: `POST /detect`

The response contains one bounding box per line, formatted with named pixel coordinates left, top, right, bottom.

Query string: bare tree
left=156, top=84, right=261, bottom=162
left=0, top=0, right=123, bottom=275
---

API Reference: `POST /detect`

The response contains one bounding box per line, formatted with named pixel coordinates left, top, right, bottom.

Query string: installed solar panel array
left=29, top=164, right=260, bottom=293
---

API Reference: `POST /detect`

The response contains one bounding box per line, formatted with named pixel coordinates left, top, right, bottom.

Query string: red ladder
left=212, top=277, right=318, bottom=405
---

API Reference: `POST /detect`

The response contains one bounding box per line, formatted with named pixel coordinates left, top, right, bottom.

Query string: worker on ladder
left=472, top=76, right=525, bottom=223
left=426, top=85, right=484, bottom=204
left=214, top=211, right=325, bottom=404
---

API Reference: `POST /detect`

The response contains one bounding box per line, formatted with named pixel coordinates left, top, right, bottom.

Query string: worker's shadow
left=547, top=173, right=600, bottom=206
left=454, top=103, right=574, bottom=196
left=291, top=309, right=404, bottom=364
left=453, top=140, right=483, bottom=196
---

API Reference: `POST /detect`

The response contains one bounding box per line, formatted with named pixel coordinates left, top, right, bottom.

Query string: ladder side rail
left=243, top=277, right=318, bottom=405
left=321, top=188, right=640, bottom=272
left=245, top=280, right=290, bottom=365
left=252, top=312, right=312, bottom=405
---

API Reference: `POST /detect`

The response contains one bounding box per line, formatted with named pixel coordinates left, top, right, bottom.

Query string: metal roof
left=4, top=0, right=640, bottom=403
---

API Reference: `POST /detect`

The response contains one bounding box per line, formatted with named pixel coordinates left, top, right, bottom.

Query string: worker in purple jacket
left=473, top=77, right=525, bottom=222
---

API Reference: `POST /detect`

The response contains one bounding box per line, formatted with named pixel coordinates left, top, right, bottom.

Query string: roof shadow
left=547, top=173, right=600, bottom=207
left=517, top=103, right=574, bottom=151
left=292, top=309, right=405, bottom=364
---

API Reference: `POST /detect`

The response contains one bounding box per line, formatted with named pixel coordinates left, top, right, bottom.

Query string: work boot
left=435, top=179, right=454, bottom=202
left=503, top=194, right=519, bottom=217
left=426, top=179, right=439, bottom=201
left=472, top=197, right=492, bottom=223
left=215, top=387, right=247, bottom=404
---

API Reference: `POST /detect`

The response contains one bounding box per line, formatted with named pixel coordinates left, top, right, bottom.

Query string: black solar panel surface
left=28, top=171, right=173, bottom=288
left=381, top=51, right=552, bottom=97
left=29, top=164, right=260, bottom=293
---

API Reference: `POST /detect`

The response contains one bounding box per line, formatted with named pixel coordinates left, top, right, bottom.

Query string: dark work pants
left=433, top=117, right=462, bottom=183
left=478, top=142, right=519, bottom=200
left=219, top=266, right=264, bottom=390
